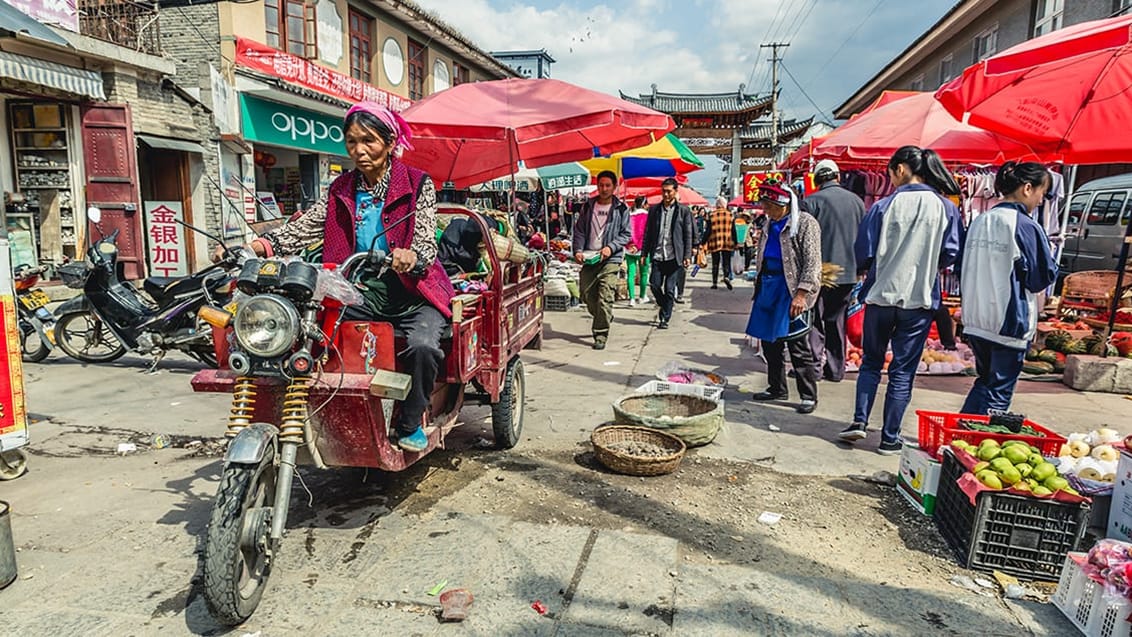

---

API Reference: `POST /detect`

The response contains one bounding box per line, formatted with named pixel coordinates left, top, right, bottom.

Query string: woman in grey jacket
left=746, top=180, right=823, bottom=413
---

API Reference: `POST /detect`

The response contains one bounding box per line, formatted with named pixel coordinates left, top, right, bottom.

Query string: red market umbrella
left=400, top=78, right=675, bottom=188
left=645, top=186, right=708, bottom=207
left=811, top=92, right=1044, bottom=165
left=935, top=14, right=1132, bottom=165
left=934, top=14, right=1132, bottom=344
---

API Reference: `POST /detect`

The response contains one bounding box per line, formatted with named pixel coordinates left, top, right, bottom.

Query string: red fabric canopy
left=645, top=186, right=708, bottom=207
left=400, top=78, right=675, bottom=188
left=935, top=14, right=1132, bottom=165
left=808, top=92, right=1045, bottom=165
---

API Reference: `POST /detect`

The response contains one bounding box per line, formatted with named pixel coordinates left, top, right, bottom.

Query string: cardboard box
left=896, top=446, right=942, bottom=515
left=1107, top=450, right=1132, bottom=542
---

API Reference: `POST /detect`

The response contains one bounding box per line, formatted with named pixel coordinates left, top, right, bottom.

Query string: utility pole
left=760, top=42, right=788, bottom=162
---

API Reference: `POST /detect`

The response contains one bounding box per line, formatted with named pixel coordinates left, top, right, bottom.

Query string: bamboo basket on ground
left=591, top=425, right=686, bottom=476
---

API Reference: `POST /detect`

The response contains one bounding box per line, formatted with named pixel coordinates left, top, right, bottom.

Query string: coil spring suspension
left=226, top=376, right=257, bottom=438
left=279, top=377, right=311, bottom=444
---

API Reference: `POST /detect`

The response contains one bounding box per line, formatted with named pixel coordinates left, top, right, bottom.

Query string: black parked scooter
left=53, top=208, right=242, bottom=368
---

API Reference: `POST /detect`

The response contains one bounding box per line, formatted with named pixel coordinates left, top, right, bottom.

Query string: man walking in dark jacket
left=573, top=170, right=632, bottom=349
left=642, top=178, right=694, bottom=329
left=804, top=159, right=866, bottom=381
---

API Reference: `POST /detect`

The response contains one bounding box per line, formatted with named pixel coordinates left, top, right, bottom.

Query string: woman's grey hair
left=715, top=196, right=729, bottom=208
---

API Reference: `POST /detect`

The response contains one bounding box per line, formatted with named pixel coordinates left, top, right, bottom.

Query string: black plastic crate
left=934, top=450, right=1091, bottom=581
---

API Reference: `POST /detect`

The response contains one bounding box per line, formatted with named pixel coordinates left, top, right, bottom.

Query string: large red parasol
left=935, top=14, right=1132, bottom=344
left=399, top=78, right=674, bottom=188
left=809, top=92, right=1044, bottom=165
left=935, top=14, right=1132, bottom=165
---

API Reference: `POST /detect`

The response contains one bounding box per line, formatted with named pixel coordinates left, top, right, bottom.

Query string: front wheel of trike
left=491, top=357, right=525, bottom=449
left=202, top=446, right=277, bottom=626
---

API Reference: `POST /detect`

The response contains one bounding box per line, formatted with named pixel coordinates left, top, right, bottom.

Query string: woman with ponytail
left=959, top=162, right=1058, bottom=415
left=837, top=146, right=963, bottom=455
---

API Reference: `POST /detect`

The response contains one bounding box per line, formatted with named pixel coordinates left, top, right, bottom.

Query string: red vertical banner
left=742, top=171, right=788, bottom=203
left=0, top=289, right=27, bottom=442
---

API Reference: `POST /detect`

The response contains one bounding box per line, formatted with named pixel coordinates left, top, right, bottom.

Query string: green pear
left=1002, top=440, right=1029, bottom=448
left=1027, top=453, right=1045, bottom=467
left=1012, top=481, right=1032, bottom=492
left=1043, top=475, right=1070, bottom=492
left=977, top=470, right=1003, bottom=489
left=1014, top=462, right=1034, bottom=478
left=1031, top=463, right=1058, bottom=482
left=978, top=446, right=1002, bottom=462
left=998, top=466, right=1022, bottom=486
left=972, top=461, right=990, bottom=473
left=1003, top=446, right=1030, bottom=465
left=951, top=440, right=972, bottom=450
left=990, top=458, right=1015, bottom=473
left=980, top=439, right=1001, bottom=448
left=1033, top=486, right=1053, bottom=496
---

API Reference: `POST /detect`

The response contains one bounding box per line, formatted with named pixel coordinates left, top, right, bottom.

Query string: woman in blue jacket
left=959, top=162, right=1058, bottom=415
left=838, top=146, right=963, bottom=455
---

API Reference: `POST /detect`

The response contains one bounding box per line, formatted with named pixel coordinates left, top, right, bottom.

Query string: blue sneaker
left=397, top=427, right=429, bottom=452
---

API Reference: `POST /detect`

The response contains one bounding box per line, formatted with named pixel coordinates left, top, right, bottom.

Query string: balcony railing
left=79, top=0, right=161, bottom=56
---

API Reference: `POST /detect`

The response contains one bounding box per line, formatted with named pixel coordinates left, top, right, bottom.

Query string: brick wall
left=157, top=4, right=223, bottom=88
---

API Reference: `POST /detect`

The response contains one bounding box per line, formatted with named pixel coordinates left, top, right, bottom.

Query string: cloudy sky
left=414, top=0, right=958, bottom=193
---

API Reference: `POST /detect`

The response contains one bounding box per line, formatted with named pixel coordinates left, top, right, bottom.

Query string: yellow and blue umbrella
left=582, top=134, right=704, bottom=179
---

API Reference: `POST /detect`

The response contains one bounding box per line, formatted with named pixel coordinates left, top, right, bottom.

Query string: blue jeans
left=960, top=335, right=1026, bottom=415
left=853, top=305, right=934, bottom=444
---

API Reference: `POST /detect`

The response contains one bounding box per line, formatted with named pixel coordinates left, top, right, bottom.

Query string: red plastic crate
left=916, top=410, right=1067, bottom=459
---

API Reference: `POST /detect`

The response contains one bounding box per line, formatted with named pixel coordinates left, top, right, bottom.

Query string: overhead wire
left=806, top=0, right=885, bottom=90
left=781, top=61, right=835, bottom=124
left=746, top=0, right=793, bottom=89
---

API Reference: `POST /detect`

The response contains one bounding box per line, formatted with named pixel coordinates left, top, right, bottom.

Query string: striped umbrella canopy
left=582, top=134, right=704, bottom=179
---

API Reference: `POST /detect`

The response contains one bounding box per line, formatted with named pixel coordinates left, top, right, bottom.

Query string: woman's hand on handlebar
left=390, top=248, right=418, bottom=274
left=211, top=242, right=262, bottom=264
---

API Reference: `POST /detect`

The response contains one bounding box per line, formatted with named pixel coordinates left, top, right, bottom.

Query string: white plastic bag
left=315, top=268, right=364, bottom=306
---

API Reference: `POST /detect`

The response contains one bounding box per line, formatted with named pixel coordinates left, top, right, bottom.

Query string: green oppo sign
left=239, top=94, right=345, bottom=154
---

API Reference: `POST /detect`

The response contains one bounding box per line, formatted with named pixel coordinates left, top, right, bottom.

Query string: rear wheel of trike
left=491, top=357, right=525, bottom=449
left=203, top=447, right=277, bottom=625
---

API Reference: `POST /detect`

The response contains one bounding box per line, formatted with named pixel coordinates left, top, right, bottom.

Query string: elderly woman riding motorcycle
left=215, top=102, right=454, bottom=452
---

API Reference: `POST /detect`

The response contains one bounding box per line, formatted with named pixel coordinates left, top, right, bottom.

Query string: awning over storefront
left=0, top=0, right=72, bottom=47
left=239, top=93, right=344, bottom=155
left=138, top=134, right=205, bottom=155
left=0, top=50, right=104, bottom=99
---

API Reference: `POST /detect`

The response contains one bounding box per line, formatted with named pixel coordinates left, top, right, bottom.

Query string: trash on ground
left=149, top=434, right=170, bottom=449
left=948, top=574, right=993, bottom=596
left=439, top=588, right=473, bottom=622
left=756, top=511, right=782, bottom=526
left=116, top=443, right=137, bottom=455
left=531, top=600, right=548, bottom=615
left=473, top=437, right=494, bottom=449
left=603, top=361, right=621, bottom=366
left=427, top=580, right=447, bottom=596
left=768, top=424, right=781, bottom=432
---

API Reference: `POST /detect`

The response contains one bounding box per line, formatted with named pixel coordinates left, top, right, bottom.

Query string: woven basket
left=591, top=425, right=686, bottom=476
left=612, top=393, right=724, bottom=447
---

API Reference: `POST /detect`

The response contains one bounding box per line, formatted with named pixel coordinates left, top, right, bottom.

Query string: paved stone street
left=1, top=276, right=1125, bottom=635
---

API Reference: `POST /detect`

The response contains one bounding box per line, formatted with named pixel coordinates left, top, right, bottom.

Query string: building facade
left=836, top=0, right=1131, bottom=118
left=491, top=49, right=555, bottom=79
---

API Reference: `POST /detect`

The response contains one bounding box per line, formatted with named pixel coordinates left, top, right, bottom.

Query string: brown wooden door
left=81, top=104, right=144, bottom=279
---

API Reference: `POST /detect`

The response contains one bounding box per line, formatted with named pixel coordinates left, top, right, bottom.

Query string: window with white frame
left=939, top=54, right=955, bottom=85
left=910, top=73, right=925, bottom=92
left=1034, top=0, right=1063, bottom=36
left=973, top=26, right=998, bottom=62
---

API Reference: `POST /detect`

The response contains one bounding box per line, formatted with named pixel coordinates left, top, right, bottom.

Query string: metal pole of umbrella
left=1103, top=216, right=1132, bottom=355
left=1051, top=164, right=1077, bottom=296
left=544, top=187, right=551, bottom=240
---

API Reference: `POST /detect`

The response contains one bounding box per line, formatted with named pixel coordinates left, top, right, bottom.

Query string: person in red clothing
left=625, top=196, right=651, bottom=305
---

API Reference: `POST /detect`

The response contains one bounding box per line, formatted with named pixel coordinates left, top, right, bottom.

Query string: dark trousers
left=960, top=335, right=1026, bottom=415
left=579, top=261, right=620, bottom=339
left=763, top=336, right=819, bottom=401
left=650, top=259, right=682, bottom=323
left=743, top=247, right=754, bottom=270
left=853, top=305, right=934, bottom=444
left=676, top=262, right=687, bottom=298
left=809, top=283, right=855, bottom=381
left=711, top=250, right=733, bottom=285
left=392, top=305, right=446, bottom=435
left=933, top=304, right=957, bottom=348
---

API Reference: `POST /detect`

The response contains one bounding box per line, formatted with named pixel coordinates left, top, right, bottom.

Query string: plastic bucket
left=0, top=501, right=16, bottom=588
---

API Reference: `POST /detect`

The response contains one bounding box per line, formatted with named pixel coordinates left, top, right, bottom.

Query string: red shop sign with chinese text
left=235, top=37, right=412, bottom=112
left=742, top=171, right=788, bottom=203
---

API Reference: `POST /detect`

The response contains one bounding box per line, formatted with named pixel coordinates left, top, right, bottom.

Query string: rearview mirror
left=87, top=206, right=102, bottom=224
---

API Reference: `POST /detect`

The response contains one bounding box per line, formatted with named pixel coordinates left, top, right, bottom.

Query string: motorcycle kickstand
left=146, top=350, right=166, bottom=374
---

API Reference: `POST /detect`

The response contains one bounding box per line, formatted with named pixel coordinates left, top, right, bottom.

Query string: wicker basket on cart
left=591, top=425, right=686, bottom=476
left=1059, top=270, right=1130, bottom=318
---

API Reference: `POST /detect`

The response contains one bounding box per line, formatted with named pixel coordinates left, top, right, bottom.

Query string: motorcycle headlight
left=233, top=294, right=300, bottom=358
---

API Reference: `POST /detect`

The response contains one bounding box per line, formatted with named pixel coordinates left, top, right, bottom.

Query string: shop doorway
left=138, top=145, right=197, bottom=268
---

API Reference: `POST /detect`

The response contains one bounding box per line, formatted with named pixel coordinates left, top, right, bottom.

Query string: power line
left=780, top=0, right=820, bottom=46
left=781, top=61, right=834, bottom=124
left=746, top=0, right=793, bottom=88
left=806, top=0, right=884, bottom=91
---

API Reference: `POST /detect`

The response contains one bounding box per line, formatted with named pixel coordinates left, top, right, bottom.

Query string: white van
left=1061, top=173, right=1132, bottom=273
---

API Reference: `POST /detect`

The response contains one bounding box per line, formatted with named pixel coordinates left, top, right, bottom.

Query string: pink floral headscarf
left=345, top=102, right=414, bottom=157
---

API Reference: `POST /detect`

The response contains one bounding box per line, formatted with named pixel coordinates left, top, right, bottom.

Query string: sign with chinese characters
left=144, top=202, right=189, bottom=277
left=542, top=174, right=588, bottom=190
left=742, top=171, right=788, bottom=203
left=316, top=0, right=343, bottom=66
left=6, top=0, right=78, bottom=33
left=0, top=239, right=28, bottom=446
left=235, top=37, right=410, bottom=111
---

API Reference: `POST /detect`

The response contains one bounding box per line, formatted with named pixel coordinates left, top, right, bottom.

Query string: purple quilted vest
left=323, top=161, right=455, bottom=318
